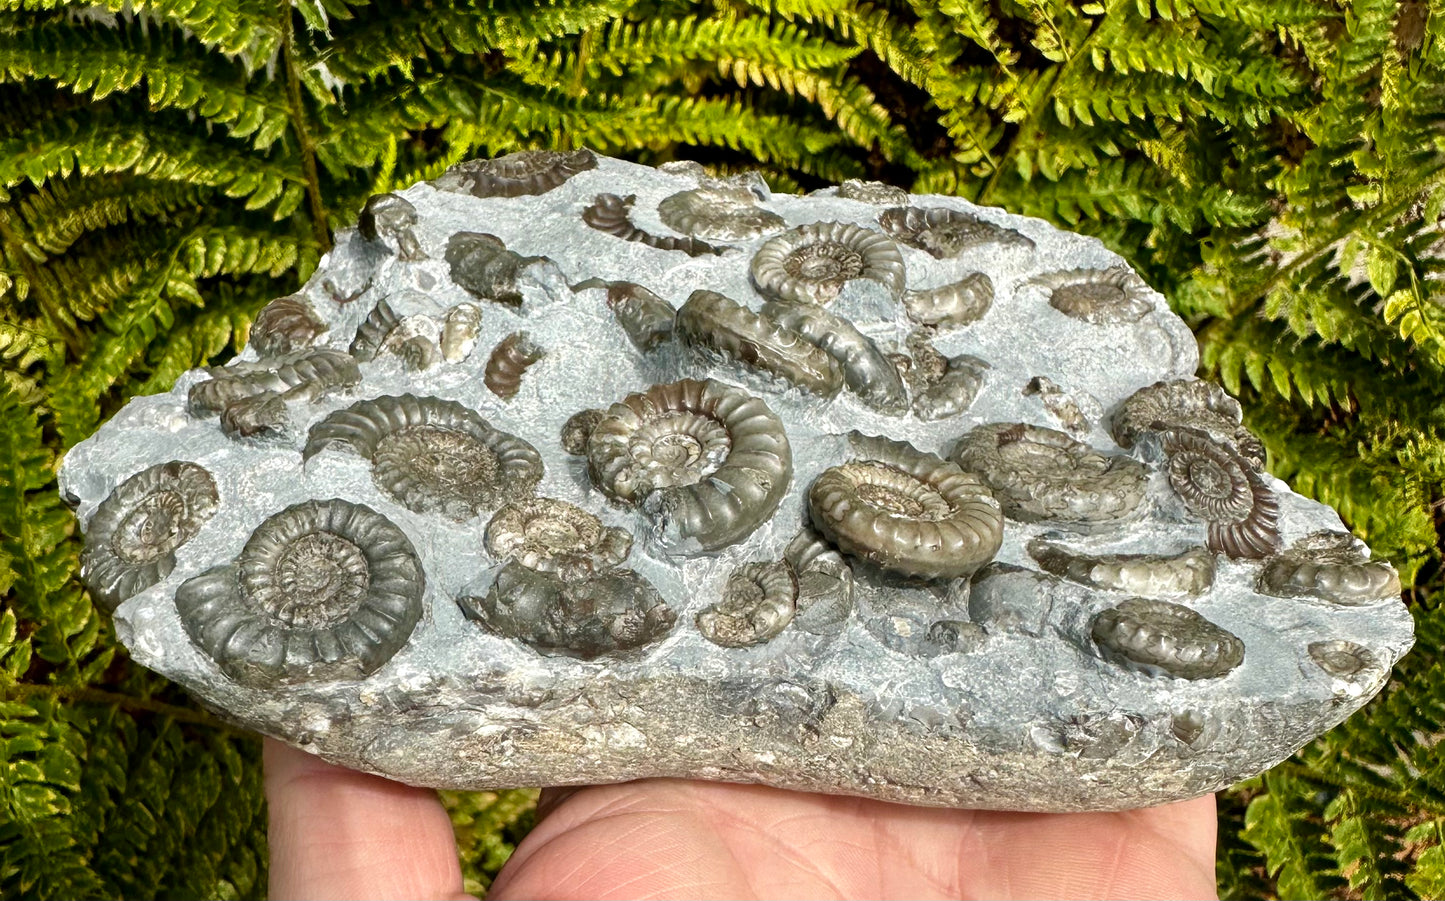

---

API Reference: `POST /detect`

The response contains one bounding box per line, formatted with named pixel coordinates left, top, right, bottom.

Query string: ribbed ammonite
left=1111, top=379, right=1266, bottom=469
left=696, top=560, right=798, bottom=648
left=675, top=290, right=844, bottom=397
left=1032, top=267, right=1153, bottom=324
left=485, top=498, right=632, bottom=578
left=750, top=222, right=905, bottom=305
left=304, top=394, right=543, bottom=520
left=951, top=423, right=1146, bottom=526
left=1091, top=597, right=1244, bottom=680
left=585, top=378, right=791, bottom=551
left=433, top=148, right=597, bottom=198
left=878, top=207, right=1033, bottom=258
left=174, top=499, right=425, bottom=685
left=81, top=461, right=220, bottom=611
left=1159, top=427, right=1280, bottom=558
left=1257, top=531, right=1400, bottom=605
left=808, top=433, right=1003, bottom=579
left=657, top=186, right=785, bottom=241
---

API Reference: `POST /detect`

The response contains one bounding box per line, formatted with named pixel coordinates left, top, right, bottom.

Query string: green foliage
left=2, top=0, right=1444, bottom=897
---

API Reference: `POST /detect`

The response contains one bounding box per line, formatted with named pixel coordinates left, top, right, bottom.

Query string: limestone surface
left=59, top=152, right=1415, bottom=811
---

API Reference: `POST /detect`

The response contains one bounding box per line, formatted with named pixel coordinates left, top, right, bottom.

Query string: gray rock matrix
left=60, top=151, right=1415, bottom=811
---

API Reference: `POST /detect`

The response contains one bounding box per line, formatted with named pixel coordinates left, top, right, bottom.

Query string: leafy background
left=2, top=0, right=1443, bottom=896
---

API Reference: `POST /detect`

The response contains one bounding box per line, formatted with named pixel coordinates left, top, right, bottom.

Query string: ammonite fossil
left=581, top=193, right=728, bottom=257
left=304, top=394, right=543, bottom=520
left=349, top=299, right=401, bottom=363
left=1307, top=640, right=1384, bottom=682
left=657, top=186, right=785, bottom=241
left=951, top=423, right=1147, bottom=526
left=458, top=561, right=674, bottom=659
left=573, top=279, right=675, bottom=351
left=445, top=232, right=543, bottom=308
left=174, top=498, right=425, bottom=686
left=483, top=331, right=545, bottom=400
left=760, top=300, right=908, bottom=413
left=1257, top=531, right=1400, bottom=605
left=902, top=273, right=994, bottom=330
left=396, top=334, right=440, bottom=371
left=1160, top=428, right=1281, bottom=559
left=1091, top=597, right=1244, bottom=680
left=837, top=179, right=909, bottom=205
left=188, top=348, right=361, bottom=417
left=1022, top=376, right=1090, bottom=435
left=440, top=303, right=483, bottom=363
left=1028, top=541, right=1215, bottom=599
left=484, top=497, right=632, bottom=578
left=219, top=391, right=288, bottom=440
left=585, top=378, right=792, bottom=551
left=1111, top=379, right=1266, bottom=469
left=750, top=222, right=905, bottom=305
left=783, top=528, right=855, bottom=636
left=1033, top=267, right=1152, bottom=324
left=434, top=148, right=597, bottom=198
left=809, top=433, right=1003, bottom=579
left=879, top=207, right=1034, bottom=258
left=676, top=290, right=844, bottom=397
left=80, top=461, right=219, bottom=611
left=250, top=295, right=327, bottom=357
left=560, top=408, right=606, bottom=455
left=696, top=560, right=798, bottom=648
left=358, top=192, right=426, bottom=261
left=911, top=354, right=989, bottom=422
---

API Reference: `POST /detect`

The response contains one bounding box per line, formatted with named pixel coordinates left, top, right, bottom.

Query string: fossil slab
left=60, top=152, right=1414, bottom=811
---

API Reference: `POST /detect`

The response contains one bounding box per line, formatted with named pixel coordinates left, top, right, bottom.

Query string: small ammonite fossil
left=581, top=193, right=728, bottom=257
left=657, top=186, right=785, bottom=241
left=878, top=207, right=1034, bottom=258
left=951, top=423, right=1147, bottom=526
left=1307, top=640, right=1383, bottom=682
left=219, top=391, right=288, bottom=440
left=809, top=433, right=1003, bottom=579
left=174, top=498, right=425, bottom=686
left=249, top=295, right=327, bottom=357
left=1032, top=267, right=1153, bottom=325
left=560, top=408, right=607, bottom=455
left=783, top=528, right=855, bottom=636
left=750, top=222, right=905, bottom=305
left=573, top=278, right=676, bottom=351
left=585, top=378, right=792, bottom=551
left=1160, top=428, right=1281, bottom=559
left=440, top=303, right=483, bottom=363
left=1028, top=540, right=1215, bottom=598
left=1111, top=379, right=1266, bottom=469
left=697, top=560, right=798, bottom=648
left=676, top=290, right=844, bottom=397
left=1022, top=376, right=1091, bottom=435
left=187, top=348, right=361, bottom=418
left=80, top=461, right=220, bottom=611
left=483, top=331, right=545, bottom=400
left=903, top=273, right=994, bottom=331
left=1091, top=597, right=1244, bottom=680
left=1258, top=531, right=1400, bottom=605
left=837, top=179, right=909, bottom=205
left=911, top=354, right=990, bottom=422
left=458, top=560, right=675, bottom=659
left=304, top=394, right=543, bottom=520
left=349, top=299, right=401, bottom=363
left=484, top=497, right=632, bottom=578
left=445, top=232, right=545, bottom=308
left=760, top=300, right=908, bottom=414
left=433, top=148, right=597, bottom=198
left=358, top=192, right=426, bottom=261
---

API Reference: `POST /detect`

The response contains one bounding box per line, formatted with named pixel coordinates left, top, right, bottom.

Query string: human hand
left=265, top=738, right=1219, bottom=900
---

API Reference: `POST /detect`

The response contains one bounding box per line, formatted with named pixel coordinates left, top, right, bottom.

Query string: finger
left=264, top=738, right=472, bottom=901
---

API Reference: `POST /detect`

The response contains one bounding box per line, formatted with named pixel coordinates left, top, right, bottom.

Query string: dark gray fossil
left=657, top=186, right=785, bottom=241
left=560, top=408, right=607, bottom=456
left=696, top=560, right=799, bottom=647
left=81, top=461, right=219, bottom=611
left=445, top=232, right=544, bottom=308
left=250, top=295, right=327, bottom=357
left=174, top=498, right=425, bottom=685
left=349, top=300, right=401, bottom=363
left=902, top=273, right=994, bottom=331
left=1028, top=540, right=1215, bottom=598
left=783, top=528, right=855, bottom=636
left=433, top=148, right=597, bottom=198
left=1112, top=379, right=1266, bottom=469
left=1160, top=428, right=1281, bottom=559
left=1091, top=597, right=1244, bottom=680
left=1258, top=531, right=1400, bottom=605
left=484, top=497, right=632, bottom=578
left=483, top=331, right=545, bottom=400
left=188, top=348, right=361, bottom=418
left=1034, top=267, right=1153, bottom=324
left=572, top=279, right=675, bottom=351
left=879, top=207, right=1034, bottom=257
left=219, top=391, right=288, bottom=439
left=359, top=192, right=426, bottom=261
left=760, top=300, right=908, bottom=413
left=750, top=222, right=905, bottom=305
left=582, top=193, right=728, bottom=256
left=676, top=290, right=844, bottom=397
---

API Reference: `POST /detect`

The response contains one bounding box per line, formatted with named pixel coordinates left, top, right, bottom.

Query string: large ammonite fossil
left=1159, top=427, right=1280, bottom=558
left=675, top=290, right=844, bottom=397
left=1257, top=531, right=1400, bottom=605
left=484, top=498, right=633, bottom=578
left=585, top=378, right=792, bottom=551
left=1111, top=379, right=1266, bottom=469
left=750, top=222, right=905, bottom=305
left=187, top=348, right=361, bottom=417
left=760, top=300, right=908, bottom=414
left=81, top=461, right=220, bottom=611
left=808, top=433, right=1003, bottom=579
left=304, top=394, right=543, bottom=520
left=433, top=148, right=597, bottom=198
left=1031, top=267, right=1153, bottom=324
left=174, top=498, right=425, bottom=685
left=1091, top=597, right=1244, bottom=680
left=657, top=186, right=786, bottom=241
left=878, top=207, right=1034, bottom=258
left=951, top=423, right=1147, bottom=526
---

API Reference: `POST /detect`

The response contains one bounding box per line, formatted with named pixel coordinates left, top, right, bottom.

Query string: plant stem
left=277, top=0, right=331, bottom=252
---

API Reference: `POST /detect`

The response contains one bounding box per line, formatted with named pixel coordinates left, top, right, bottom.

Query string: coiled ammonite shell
left=1159, top=428, right=1280, bottom=558
left=697, top=560, right=798, bottom=648
left=809, top=433, right=1003, bottom=579
left=1033, top=267, right=1152, bottom=324
left=219, top=391, right=288, bottom=440
left=760, top=300, right=908, bottom=414
left=188, top=348, right=361, bottom=417
left=484, top=498, right=632, bottom=578
left=910, top=353, right=989, bottom=422
left=1028, top=540, right=1215, bottom=599
left=483, top=331, right=545, bottom=400
left=1111, top=379, right=1266, bottom=469
left=585, top=378, right=792, bottom=551
left=783, top=528, right=854, bottom=636
left=250, top=296, right=327, bottom=357
left=1091, top=597, right=1244, bottom=680
left=560, top=408, right=606, bottom=455
left=1307, top=639, right=1383, bottom=682
left=903, top=273, right=993, bottom=331
left=349, top=299, right=401, bottom=363
left=304, top=394, right=543, bottom=520
left=458, top=560, right=675, bottom=659
left=1257, top=531, right=1400, bottom=605
left=951, top=423, right=1147, bottom=525
left=434, top=148, right=597, bottom=198
left=572, top=279, right=675, bottom=351
left=445, top=232, right=542, bottom=308
left=81, top=461, right=219, bottom=611
left=581, top=193, right=728, bottom=257
left=359, top=192, right=426, bottom=261
left=750, top=222, right=905, bottom=305
left=657, top=187, right=786, bottom=241
left=174, top=498, right=425, bottom=686
left=879, top=207, right=1034, bottom=258
left=676, top=290, right=844, bottom=397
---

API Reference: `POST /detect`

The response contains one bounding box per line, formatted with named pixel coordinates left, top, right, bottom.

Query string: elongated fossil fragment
left=439, top=303, right=483, bottom=363
left=697, top=561, right=798, bottom=647
left=1258, top=531, right=1400, bottom=605
left=676, top=290, right=843, bottom=397
left=359, top=192, right=426, bottom=261
left=1111, top=379, right=1266, bottom=469
left=446, top=232, right=544, bottom=308
left=349, top=300, right=401, bottom=363
left=1091, top=598, right=1244, bottom=680
left=760, top=300, right=907, bottom=413
left=483, top=331, right=545, bottom=400
left=657, top=186, right=785, bottom=241
left=573, top=279, right=676, bottom=351
left=582, top=193, right=728, bottom=256
left=1027, top=541, right=1215, bottom=598
left=433, top=148, right=597, bottom=198
left=879, top=207, right=1034, bottom=257
left=250, top=295, right=327, bottom=357
left=1160, top=427, right=1280, bottom=558
left=903, top=273, right=994, bottom=330
left=751, top=222, right=905, bottom=305
left=837, top=180, right=909, bottom=205
left=188, top=348, right=361, bottom=417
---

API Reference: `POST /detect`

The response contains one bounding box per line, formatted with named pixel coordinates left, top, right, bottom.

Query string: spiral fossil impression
left=1091, top=597, right=1244, bottom=680
left=750, top=222, right=905, bottom=305
left=657, top=186, right=785, bottom=241
left=1034, top=267, right=1153, bottom=324
left=784, top=528, right=855, bottom=636
left=1160, top=428, right=1281, bottom=558
left=585, top=378, right=792, bottom=551
left=81, top=461, right=220, bottom=612
left=485, top=497, right=633, bottom=577
left=1307, top=640, right=1383, bottom=682
left=1258, top=531, right=1400, bottom=605
left=304, top=394, right=543, bottom=520
left=809, top=433, right=1003, bottom=579
left=582, top=193, right=728, bottom=256
left=676, top=290, right=844, bottom=397
left=697, top=561, right=798, bottom=648
left=250, top=295, right=327, bottom=357
left=434, top=148, right=597, bottom=198
left=878, top=207, right=1034, bottom=258
left=1111, top=379, right=1266, bottom=469
left=174, top=499, right=425, bottom=685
